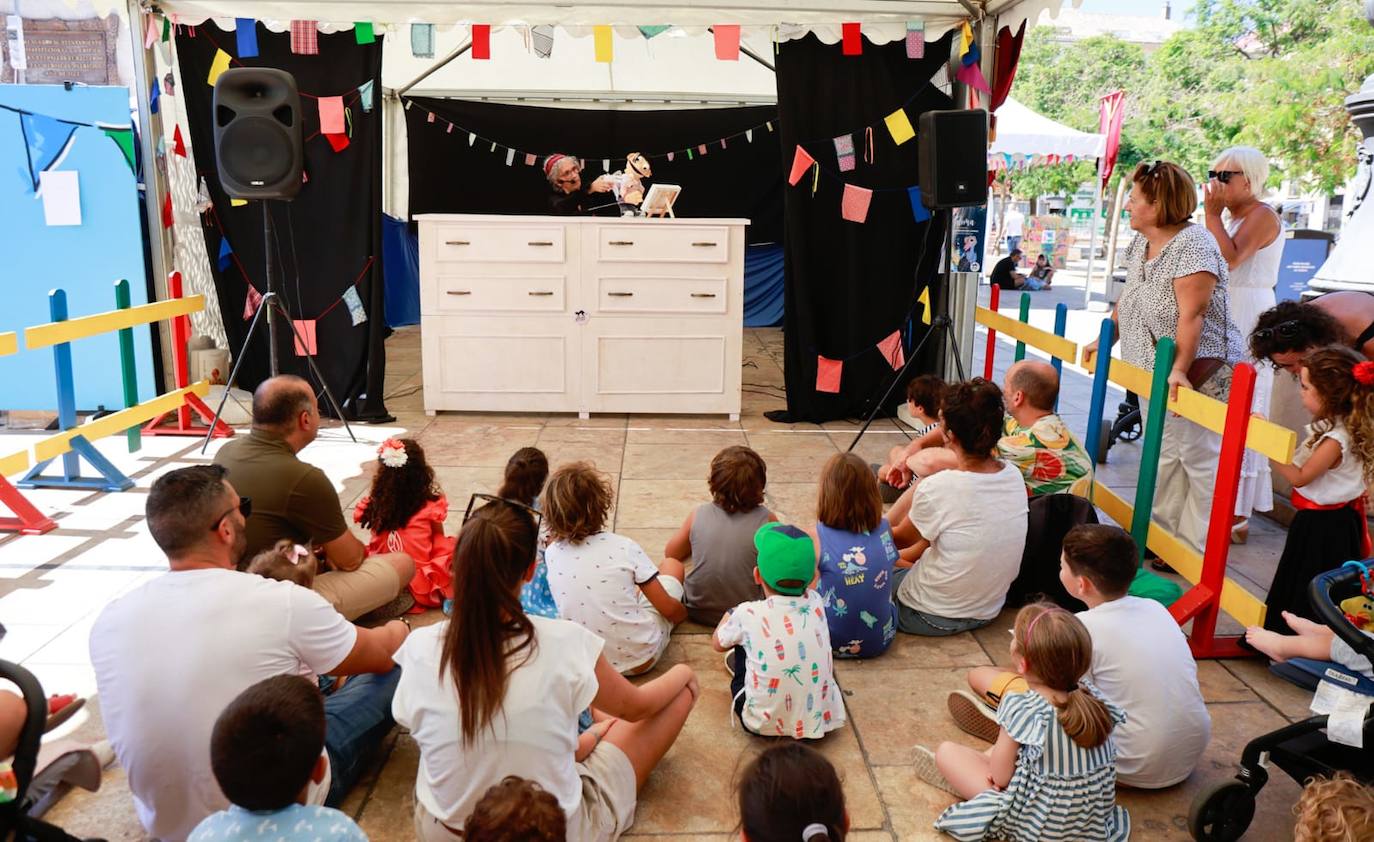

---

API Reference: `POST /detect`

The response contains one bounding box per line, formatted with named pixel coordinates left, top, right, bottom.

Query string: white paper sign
left=5, top=15, right=26, bottom=70
left=1311, top=680, right=1372, bottom=748
left=39, top=170, right=82, bottom=226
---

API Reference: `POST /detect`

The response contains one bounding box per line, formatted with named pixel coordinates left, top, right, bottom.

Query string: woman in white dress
left=1203, top=146, right=1284, bottom=543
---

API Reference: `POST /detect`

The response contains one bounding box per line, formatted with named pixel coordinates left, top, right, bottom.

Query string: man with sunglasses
left=213, top=375, right=414, bottom=621
left=89, top=465, right=409, bottom=841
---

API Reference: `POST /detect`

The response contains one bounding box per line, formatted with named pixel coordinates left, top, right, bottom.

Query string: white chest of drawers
left=416, top=214, right=748, bottom=418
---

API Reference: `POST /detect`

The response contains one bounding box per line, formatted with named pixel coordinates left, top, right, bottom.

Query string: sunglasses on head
left=210, top=496, right=251, bottom=532
left=1140, top=160, right=1164, bottom=178
left=1208, top=169, right=1243, bottom=184
left=463, top=493, right=543, bottom=528
left=1252, top=320, right=1303, bottom=343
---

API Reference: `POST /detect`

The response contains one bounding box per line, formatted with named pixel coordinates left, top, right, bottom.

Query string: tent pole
left=739, top=43, right=775, bottom=73
left=396, top=41, right=473, bottom=97
left=1083, top=157, right=1105, bottom=308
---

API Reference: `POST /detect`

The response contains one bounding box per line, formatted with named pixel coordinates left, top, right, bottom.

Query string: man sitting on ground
left=883, top=360, right=1091, bottom=501
left=213, top=375, right=413, bottom=620
left=989, top=249, right=1025, bottom=290
left=90, top=466, right=408, bottom=842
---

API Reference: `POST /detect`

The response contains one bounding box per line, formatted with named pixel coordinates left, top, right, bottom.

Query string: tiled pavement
left=6, top=311, right=1305, bottom=840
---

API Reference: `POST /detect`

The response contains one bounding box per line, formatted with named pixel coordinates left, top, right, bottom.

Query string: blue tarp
left=744, top=243, right=784, bottom=327
left=382, top=214, right=420, bottom=328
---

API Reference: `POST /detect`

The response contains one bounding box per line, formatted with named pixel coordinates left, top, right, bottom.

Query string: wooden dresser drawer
left=433, top=225, right=565, bottom=263
left=596, top=225, right=729, bottom=264
left=595, top=276, right=728, bottom=315
left=434, top=274, right=568, bottom=313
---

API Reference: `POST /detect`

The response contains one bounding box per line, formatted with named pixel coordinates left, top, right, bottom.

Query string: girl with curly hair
left=1263, top=346, right=1374, bottom=631
left=354, top=438, right=454, bottom=611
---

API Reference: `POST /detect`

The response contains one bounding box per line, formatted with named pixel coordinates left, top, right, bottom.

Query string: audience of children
left=712, top=523, right=846, bottom=739
left=188, top=675, right=367, bottom=841
left=463, top=776, right=567, bottom=842
left=950, top=525, right=1209, bottom=789
left=889, top=378, right=1030, bottom=636
left=915, top=603, right=1130, bottom=842
left=665, top=445, right=775, bottom=626
left=499, top=447, right=557, bottom=618
left=1293, top=772, right=1374, bottom=842
left=392, top=499, right=696, bottom=841
left=353, top=438, right=455, bottom=611
left=738, top=743, right=849, bottom=842
left=543, top=462, right=687, bottom=675
left=1264, top=346, right=1374, bottom=632
left=810, top=453, right=898, bottom=658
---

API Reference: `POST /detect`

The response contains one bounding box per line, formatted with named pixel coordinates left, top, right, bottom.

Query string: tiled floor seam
left=838, top=677, right=899, bottom=837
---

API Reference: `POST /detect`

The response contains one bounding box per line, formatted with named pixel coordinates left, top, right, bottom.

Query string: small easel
left=643, top=184, right=681, bottom=218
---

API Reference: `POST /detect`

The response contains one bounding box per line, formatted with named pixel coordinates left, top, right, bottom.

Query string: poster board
left=0, top=84, right=154, bottom=410
left=1021, top=214, right=1072, bottom=270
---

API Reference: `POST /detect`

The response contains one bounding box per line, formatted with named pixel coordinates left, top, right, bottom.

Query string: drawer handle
left=528, top=290, right=554, bottom=296
left=608, top=292, right=634, bottom=297
left=608, top=240, right=635, bottom=246
left=446, top=290, right=472, bottom=296
left=691, top=292, right=717, bottom=298
left=691, top=242, right=718, bottom=247
left=445, top=240, right=471, bottom=246
left=528, top=240, right=555, bottom=247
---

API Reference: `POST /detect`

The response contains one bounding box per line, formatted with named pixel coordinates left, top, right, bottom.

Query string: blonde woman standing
left=1204, top=146, right=1284, bottom=543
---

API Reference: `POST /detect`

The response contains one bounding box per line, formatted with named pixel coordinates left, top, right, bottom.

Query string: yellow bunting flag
left=593, top=25, right=613, bottom=62
left=207, top=49, right=232, bottom=86
left=885, top=109, right=915, bottom=145
left=231, top=198, right=247, bottom=207
left=917, top=287, right=932, bottom=325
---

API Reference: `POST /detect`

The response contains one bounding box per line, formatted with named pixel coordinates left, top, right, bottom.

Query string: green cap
left=753, top=523, right=815, bottom=596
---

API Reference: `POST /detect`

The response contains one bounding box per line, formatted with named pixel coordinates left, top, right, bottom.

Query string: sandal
left=45, top=694, right=86, bottom=732
left=912, top=745, right=959, bottom=796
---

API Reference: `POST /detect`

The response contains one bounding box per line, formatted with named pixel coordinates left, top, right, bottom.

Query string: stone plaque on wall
left=1, top=17, right=118, bottom=85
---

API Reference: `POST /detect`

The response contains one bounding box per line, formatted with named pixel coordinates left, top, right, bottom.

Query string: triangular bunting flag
left=218, top=237, right=233, bottom=270
left=908, top=186, right=932, bottom=222
left=161, top=16, right=170, bottom=43
left=342, top=286, right=368, bottom=326
left=956, top=61, right=991, bottom=94
left=172, top=125, right=187, bottom=157
left=885, top=109, right=915, bottom=145
left=354, top=22, right=375, bottom=45
left=145, top=15, right=159, bottom=49
left=788, top=146, right=814, bottom=186
left=816, top=356, right=842, bottom=393
left=746, top=129, right=753, bottom=142
left=243, top=285, right=262, bottom=319
left=877, top=331, right=904, bottom=370
left=639, top=25, right=671, bottom=39
left=18, top=112, right=78, bottom=192
left=102, top=127, right=136, bottom=176
left=358, top=80, right=375, bottom=113
left=841, top=22, right=862, bottom=55
left=149, top=79, right=161, bottom=114
left=602, top=159, right=610, bottom=173
left=841, top=185, right=872, bottom=223
left=469, top=132, right=476, bottom=146
left=161, top=193, right=173, bottom=228
left=472, top=24, right=491, bottom=59
left=411, top=23, right=435, bottom=58
left=714, top=25, right=741, bottom=60
left=236, top=18, right=259, bottom=58
left=917, top=287, right=932, bottom=325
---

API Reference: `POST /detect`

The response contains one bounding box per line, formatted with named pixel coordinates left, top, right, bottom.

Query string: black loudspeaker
left=917, top=109, right=989, bottom=209
left=213, top=68, right=303, bottom=200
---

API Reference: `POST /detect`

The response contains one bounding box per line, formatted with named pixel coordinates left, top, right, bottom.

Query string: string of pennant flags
left=0, top=102, right=137, bottom=190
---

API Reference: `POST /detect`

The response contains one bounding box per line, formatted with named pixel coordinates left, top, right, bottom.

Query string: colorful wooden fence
left=0, top=281, right=222, bottom=535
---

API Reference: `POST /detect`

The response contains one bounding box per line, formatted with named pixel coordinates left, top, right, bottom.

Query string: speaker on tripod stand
left=201, top=68, right=355, bottom=450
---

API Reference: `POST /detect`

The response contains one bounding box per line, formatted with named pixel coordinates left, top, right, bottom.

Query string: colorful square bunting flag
left=243, top=285, right=262, bottom=319
left=149, top=79, right=161, bottom=114
left=525, top=153, right=537, bottom=166
left=427, top=111, right=435, bottom=123
left=885, top=109, right=915, bottom=145
left=593, top=25, right=613, bottom=62
left=788, top=146, right=815, bottom=186
left=917, top=287, right=932, bottom=325
left=207, top=49, right=231, bottom=86
left=319, top=96, right=345, bottom=135
left=358, top=80, right=375, bottom=112
left=290, top=21, right=319, bottom=55
left=505, top=148, right=515, bottom=166
left=342, top=286, right=368, bottom=326
left=292, top=320, right=318, bottom=356
left=532, top=25, right=555, bottom=58
left=906, top=20, right=925, bottom=59
left=144, top=15, right=159, bottom=49
left=412, top=23, right=435, bottom=57
left=698, top=144, right=708, bottom=156
left=325, top=133, right=349, bottom=152
left=354, top=22, right=375, bottom=45
left=236, top=18, right=258, bottom=57
left=472, top=24, right=491, bottom=59
left=841, top=23, right=862, bottom=55
left=841, top=185, right=872, bottom=223
left=908, top=186, right=931, bottom=222
left=714, top=25, right=741, bottom=60
left=816, top=356, right=842, bottom=393
left=834, top=134, right=855, bottom=172
left=877, top=331, right=904, bottom=370
left=667, top=152, right=674, bottom=161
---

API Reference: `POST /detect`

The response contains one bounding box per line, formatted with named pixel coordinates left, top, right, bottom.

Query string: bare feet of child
left=1244, top=626, right=1292, bottom=661
left=1280, top=611, right=1328, bottom=636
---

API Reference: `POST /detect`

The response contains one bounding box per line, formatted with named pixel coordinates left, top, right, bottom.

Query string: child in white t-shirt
left=543, top=461, right=686, bottom=675
left=946, top=524, right=1210, bottom=789
left=712, top=523, right=846, bottom=740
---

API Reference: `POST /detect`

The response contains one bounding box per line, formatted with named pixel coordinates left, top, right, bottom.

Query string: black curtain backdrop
left=404, top=98, right=782, bottom=244
left=777, top=32, right=955, bottom=422
left=176, top=24, right=389, bottom=420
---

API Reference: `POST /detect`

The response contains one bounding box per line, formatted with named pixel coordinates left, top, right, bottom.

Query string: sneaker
left=947, top=691, right=1000, bottom=743
left=912, top=745, right=958, bottom=796
left=356, top=591, right=416, bottom=627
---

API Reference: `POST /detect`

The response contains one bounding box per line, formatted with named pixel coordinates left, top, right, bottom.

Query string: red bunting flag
left=714, top=25, right=741, bottom=60
left=292, top=320, right=318, bottom=355
left=816, top=356, right=843, bottom=393
left=841, top=185, right=872, bottom=223
left=161, top=193, right=173, bottom=228
left=172, top=125, right=187, bottom=157
left=788, top=146, right=815, bottom=185
left=841, top=23, right=862, bottom=55
left=243, top=285, right=262, bottom=319
left=325, top=133, right=350, bottom=152
left=877, top=331, right=904, bottom=370
left=472, top=24, right=491, bottom=59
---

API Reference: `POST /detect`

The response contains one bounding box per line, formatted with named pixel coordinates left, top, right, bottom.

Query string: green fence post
left=1014, top=292, right=1031, bottom=362
left=1130, top=337, right=1175, bottom=566
left=114, top=279, right=141, bottom=453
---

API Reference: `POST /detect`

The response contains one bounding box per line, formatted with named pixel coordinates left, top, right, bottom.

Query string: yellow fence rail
left=24, top=295, right=205, bottom=351
left=0, top=332, right=16, bottom=357
left=974, top=306, right=1079, bottom=363
left=31, top=381, right=210, bottom=464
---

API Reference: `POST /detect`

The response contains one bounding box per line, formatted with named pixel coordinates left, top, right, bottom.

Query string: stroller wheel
left=1096, top=418, right=1112, bottom=464
left=1188, top=778, right=1256, bottom=842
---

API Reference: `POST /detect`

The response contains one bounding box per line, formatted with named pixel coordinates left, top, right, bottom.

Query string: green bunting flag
left=161, top=16, right=170, bottom=42
left=102, top=127, right=136, bottom=175
left=355, top=22, right=375, bottom=44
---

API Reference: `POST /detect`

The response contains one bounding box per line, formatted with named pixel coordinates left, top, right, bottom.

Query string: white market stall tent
left=989, top=95, right=1105, bottom=165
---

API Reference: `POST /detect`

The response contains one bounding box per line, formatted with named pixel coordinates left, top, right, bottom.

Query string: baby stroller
left=1187, top=562, right=1374, bottom=841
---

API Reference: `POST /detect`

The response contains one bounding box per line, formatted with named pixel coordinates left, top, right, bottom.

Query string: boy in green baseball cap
left=711, top=523, right=846, bottom=739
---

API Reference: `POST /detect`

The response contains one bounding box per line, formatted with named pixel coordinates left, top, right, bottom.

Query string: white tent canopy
left=989, top=96, right=1105, bottom=159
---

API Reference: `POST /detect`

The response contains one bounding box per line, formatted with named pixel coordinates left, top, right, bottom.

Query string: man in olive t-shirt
left=213, top=375, right=413, bottom=619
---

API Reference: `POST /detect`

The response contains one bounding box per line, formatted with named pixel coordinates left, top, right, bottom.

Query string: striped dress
left=934, top=687, right=1131, bottom=842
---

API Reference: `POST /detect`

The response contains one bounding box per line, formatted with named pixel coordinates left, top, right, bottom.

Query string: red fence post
left=983, top=284, right=1000, bottom=381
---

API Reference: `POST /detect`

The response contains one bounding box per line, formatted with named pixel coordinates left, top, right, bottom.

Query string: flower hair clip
left=1354, top=361, right=1374, bottom=387
left=378, top=439, right=408, bottom=468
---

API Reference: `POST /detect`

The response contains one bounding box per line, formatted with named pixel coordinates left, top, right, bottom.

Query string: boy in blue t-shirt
left=189, top=675, right=366, bottom=841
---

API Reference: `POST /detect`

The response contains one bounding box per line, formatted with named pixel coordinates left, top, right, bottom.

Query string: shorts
left=412, top=742, right=638, bottom=841
left=980, top=671, right=1030, bottom=709
left=625, top=575, right=684, bottom=676
left=314, top=554, right=403, bottom=620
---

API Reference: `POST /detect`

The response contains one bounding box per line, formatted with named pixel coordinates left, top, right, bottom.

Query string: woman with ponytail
left=1261, top=346, right=1374, bottom=632
left=914, top=603, right=1129, bottom=842
left=392, top=499, right=698, bottom=842
left=737, top=743, right=849, bottom=842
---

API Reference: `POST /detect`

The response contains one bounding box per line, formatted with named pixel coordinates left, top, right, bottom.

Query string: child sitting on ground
left=876, top=375, right=945, bottom=502
left=915, top=603, right=1129, bottom=841
left=738, top=743, right=849, bottom=842
left=948, top=525, right=1208, bottom=789
left=246, top=538, right=318, bottom=588
left=810, top=453, right=898, bottom=659
left=188, top=675, right=366, bottom=841
left=497, top=447, right=556, bottom=618
left=464, top=776, right=566, bottom=842
left=712, top=523, right=846, bottom=739
left=354, top=438, right=455, bottom=611
left=1293, top=772, right=1374, bottom=842
left=665, top=445, right=775, bottom=626
left=543, top=461, right=686, bottom=675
